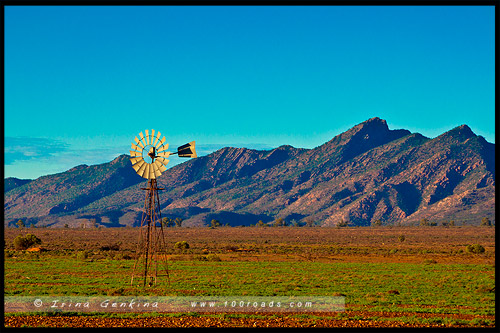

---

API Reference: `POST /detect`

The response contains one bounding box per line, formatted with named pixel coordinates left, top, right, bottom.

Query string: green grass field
left=3, top=226, right=496, bottom=327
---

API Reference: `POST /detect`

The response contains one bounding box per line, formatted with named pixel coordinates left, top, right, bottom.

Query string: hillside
left=4, top=117, right=495, bottom=227
left=4, top=178, right=32, bottom=193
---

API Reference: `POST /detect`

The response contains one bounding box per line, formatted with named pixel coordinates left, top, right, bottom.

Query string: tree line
left=11, top=216, right=494, bottom=228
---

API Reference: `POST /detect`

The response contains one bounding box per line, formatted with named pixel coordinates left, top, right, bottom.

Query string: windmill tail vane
left=129, top=129, right=196, bottom=287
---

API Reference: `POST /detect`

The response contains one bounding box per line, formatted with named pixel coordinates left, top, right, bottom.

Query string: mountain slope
left=4, top=156, right=143, bottom=225
left=4, top=118, right=495, bottom=227
left=4, top=178, right=32, bottom=193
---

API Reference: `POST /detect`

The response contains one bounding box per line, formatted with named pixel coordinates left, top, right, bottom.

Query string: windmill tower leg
left=131, top=179, right=169, bottom=287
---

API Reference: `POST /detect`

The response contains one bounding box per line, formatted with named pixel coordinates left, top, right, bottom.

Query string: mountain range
left=4, top=117, right=495, bottom=227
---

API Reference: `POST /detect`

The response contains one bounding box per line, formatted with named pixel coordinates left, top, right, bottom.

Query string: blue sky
left=4, top=6, right=495, bottom=179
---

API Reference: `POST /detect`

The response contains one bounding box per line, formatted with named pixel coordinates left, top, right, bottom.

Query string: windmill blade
left=145, top=130, right=150, bottom=145
left=131, top=143, right=142, bottom=152
left=136, top=162, right=147, bottom=176
left=154, top=160, right=167, bottom=173
left=151, top=161, right=158, bottom=173
left=148, top=164, right=156, bottom=179
left=152, top=162, right=162, bottom=177
left=156, top=137, right=166, bottom=149
left=153, top=131, right=161, bottom=147
left=157, top=143, right=170, bottom=153
left=156, top=151, right=170, bottom=158
left=132, top=159, right=145, bottom=172
left=140, top=164, right=150, bottom=179
left=143, top=164, right=151, bottom=179
left=149, top=129, right=154, bottom=146
left=139, top=132, right=147, bottom=147
left=134, top=137, right=145, bottom=149
left=130, top=150, right=142, bottom=157
left=156, top=157, right=170, bottom=167
left=130, top=156, right=143, bottom=165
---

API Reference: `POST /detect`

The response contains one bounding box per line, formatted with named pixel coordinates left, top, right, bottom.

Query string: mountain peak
left=437, top=124, right=476, bottom=143
left=320, top=118, right=411, bottom=161
left=347, top=117, right=389, bottom=135
left=364, top=116, right=387, bottom=126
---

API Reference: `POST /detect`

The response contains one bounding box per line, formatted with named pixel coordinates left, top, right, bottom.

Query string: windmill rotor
left=130, top=131, right=171, bottom=179
left=130, top=130, right=196, bottom=179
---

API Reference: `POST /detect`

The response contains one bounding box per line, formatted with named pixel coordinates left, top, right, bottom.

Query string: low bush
left=466, top=244, right=485, bottom=254
left=99, top=242, right=121, bottom=251
left=174, top=241, right=190, bottom=250
left=206, top=254, right=222, bottom=262
left=77, top=250, right=89, bottom=260
left=13, top=234, right=42, bottom=250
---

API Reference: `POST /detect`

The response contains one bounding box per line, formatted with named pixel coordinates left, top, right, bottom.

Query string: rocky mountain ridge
left=4, top=117, right=495, bottom=227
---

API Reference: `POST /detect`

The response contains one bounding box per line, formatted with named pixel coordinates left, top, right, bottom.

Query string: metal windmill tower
left=129, top=130, right=196, bottom=287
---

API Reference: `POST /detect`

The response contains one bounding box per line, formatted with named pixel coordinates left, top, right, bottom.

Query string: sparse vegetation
left=337, top=219, right=348, bottom=227
left=76, top=250, right=89, bottom=260
left=210, top=219, right=221, bottom=228
left=3, top=226, right=495, bottom=328
left=480, top=217, right=492, bottom=226
left=174, top=218, right=183, bottom=228
left=99, top=242, right=121, bottom=251
left=256, top=220, right=266, bottom=227
left=466, top=244, right=485, bottom=254
left=273, top=217, right=285, bottom=227
left=13, top=234, right=42, bottom=250
left=174, top=241, right=190, bottom=251
left=419, top=218, right=437, bottom=226
left=16, top=219, right=25, bottom=228
left=305, top=218, right=315, bottom=227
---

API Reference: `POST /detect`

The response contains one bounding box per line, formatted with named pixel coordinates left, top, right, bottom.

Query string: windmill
left=129, top=130, right=196, bottom=287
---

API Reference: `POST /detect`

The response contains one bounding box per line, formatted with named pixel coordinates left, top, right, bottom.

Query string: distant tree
left=371, top=219, right=382, bottom=227
left=210, top=219, right=221, bottom=228
left=257, top=220, right=266, bottom=227
left=174, top=218, right=183, bottom=228
left=481, top=217, right=492, bottom=226
left=305, top=218, right=315, bottom=227
left=16, top=219, right=25, bottom=229
left=274, top=217, right=285, bottom=227
left=449, top=220, right=455, bottom=227
left=420, top=218, right=430, bottom=226
left=337, top=219, right=348, bottom=227
left=163, top=217, right=174, bottom=228
left=64, top=224, right=69, bottom=228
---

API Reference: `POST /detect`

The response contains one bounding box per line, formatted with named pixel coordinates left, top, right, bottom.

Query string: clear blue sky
left=4, top=5, right=495, bottom=179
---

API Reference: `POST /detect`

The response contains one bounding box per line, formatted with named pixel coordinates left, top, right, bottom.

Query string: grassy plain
left=3, top=226, right=495, bottom=328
